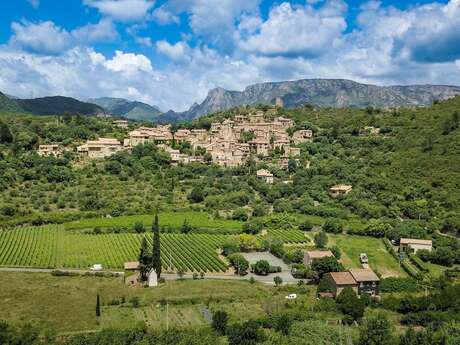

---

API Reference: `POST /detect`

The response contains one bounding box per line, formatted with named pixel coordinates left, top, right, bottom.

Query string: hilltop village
left=38, top=110, right=313, bottom=170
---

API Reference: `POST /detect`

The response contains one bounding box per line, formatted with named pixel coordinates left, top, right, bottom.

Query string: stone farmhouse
left=303, top=250, right=334, bottom=266
left=399, top=238, right=432, bottom=253
left=38, top=144, right=62, bottom=157
left=77, top=138, right=123, bottom=159
left=326, top=268, right=380, bottom=298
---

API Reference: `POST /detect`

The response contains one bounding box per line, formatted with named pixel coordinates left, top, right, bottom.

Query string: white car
left=90, top=264, right=103, bottom=271
left=285, top=294, right=297, bottom=300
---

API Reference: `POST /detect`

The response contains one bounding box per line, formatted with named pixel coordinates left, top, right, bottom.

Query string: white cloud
left=156, top=40, right=188, bottom=61
left=84, top=0, right=155, bottom=22
left=10, top=21, right=73, bottom=54
left=27, top=0, right=40, bottom=9
left=72, top=19, right=119, bottom=44
left=238, top=1, right=347, bottom=58
left=9, top=19, right=118, bottom=55
left=153, top=0, right=260, bottom=51
left=103, top=50, right=155, bottom=76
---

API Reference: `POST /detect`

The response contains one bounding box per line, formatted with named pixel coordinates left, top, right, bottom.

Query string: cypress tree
left=152, top=211, right=162, bottom=278
left=96, top=293, right=101, bottom=317
left=138, top=236, right=150, bottom=282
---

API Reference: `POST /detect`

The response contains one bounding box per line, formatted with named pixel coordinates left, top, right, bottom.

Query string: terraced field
left=0, top=226, right=228, bottom=272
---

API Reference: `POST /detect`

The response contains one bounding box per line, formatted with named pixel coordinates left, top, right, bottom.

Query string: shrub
left=253, top=260, right=270, bottom=275
left=228, top=254, right=249, bottom=275
left=299, top=220, right=313, bottom=231
left=323, top=218, right=343, bottom=234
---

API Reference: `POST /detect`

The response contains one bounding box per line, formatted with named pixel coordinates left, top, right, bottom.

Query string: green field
left=0, top=272, right=314, bottom=333
left=328, top=234, right=406, bottom=278
left=64, top=212, right=243, bottom=234
left=266, top=229, right=310, bottom=243
left=0, top=226, right=229, bottom=272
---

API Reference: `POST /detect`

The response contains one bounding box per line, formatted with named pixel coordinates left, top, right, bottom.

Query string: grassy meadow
left=328, top=234, right=407, bottom=277
left=0, top=272, right=316, bottom=333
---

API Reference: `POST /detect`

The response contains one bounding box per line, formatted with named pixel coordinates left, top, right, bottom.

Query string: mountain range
left=160, top=79, right=460, bottom=122
left=88, top=97, right=162, bottom=121
left=2, top=79, right=460, bottom=122
left=0, top=92, right=104, bottom=116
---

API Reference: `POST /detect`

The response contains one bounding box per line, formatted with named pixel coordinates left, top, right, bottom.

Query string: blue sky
left=0, top=0, right=459, bottom=111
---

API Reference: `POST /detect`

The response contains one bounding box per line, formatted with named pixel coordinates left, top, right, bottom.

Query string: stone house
left=38, top=144, right=61, bottom=157
left=256, top=169, right=274, bottom=184
left=349, top=268, right=380, bottom=296
left=303, top=250, right=334, bottom=266
left=330, top=184, right=353, bottom=197
left=400, top=238, right=433, bottom=253
left=326, top=268, right=380, bottom=298
left=113, top=119, right=129, bottom=128
left=293, top=130, right=313, bottom=144
left=326, top=272, right=359, bottom=298
left=77, top=138, right=122, bottom=158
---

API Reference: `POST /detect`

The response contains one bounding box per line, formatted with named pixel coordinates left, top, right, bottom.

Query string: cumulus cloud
left=156, top=40, right=189, bottom=61
left=27, top=0, right=40, bottom=9
left=238, top=1, right=347, bottom=58
left=83, top=0, right=155, bottom=22
left=153, top=0, right=260, bottom=51
left=9, top=19, right=118, bottom=55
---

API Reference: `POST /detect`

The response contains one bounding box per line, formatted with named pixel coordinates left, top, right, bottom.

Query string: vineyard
left=0, top=226, right=229, bottom=272
left=64, top=211, right=243, bottom=234
left=267, top=229, right=309, bottom=243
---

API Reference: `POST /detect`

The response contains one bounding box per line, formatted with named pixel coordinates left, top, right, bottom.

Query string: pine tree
left=152, top=211, right=162, bottom=278
left=96, top=293, right=101, bottom=317
left=138, top=236, right=150, bottom=282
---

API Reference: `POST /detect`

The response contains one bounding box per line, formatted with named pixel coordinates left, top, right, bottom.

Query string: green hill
left=0, top=92, right=105, bottom=116
left=0, top=92, right=23, bottom=114
left=88, top=97, right=162, bottom=121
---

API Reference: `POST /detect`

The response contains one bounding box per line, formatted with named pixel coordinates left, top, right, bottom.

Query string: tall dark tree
left=152, top=211, right=162, bottom=278
left=0, top=122, right=13, bottom=144
left=358, top=314, right=394, bottom=345
left=96, top=293, right=101, bottom=317
left=138, top=236, right=150, bottom=282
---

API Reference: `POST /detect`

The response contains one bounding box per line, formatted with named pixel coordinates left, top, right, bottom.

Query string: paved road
left=0, top=267, right=300, bottom=285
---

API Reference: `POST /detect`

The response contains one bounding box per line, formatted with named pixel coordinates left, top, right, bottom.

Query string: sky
left=1, top=0, right=460, bottom=111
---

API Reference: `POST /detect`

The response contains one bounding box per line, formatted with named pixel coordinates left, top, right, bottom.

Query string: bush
left=336, top=287, right=365, bottom=320
left=299, top=220, right=314, bottom=231
left=380, top=277, right=420, bottom=293
left=133, top=221, right=145, bottom=233
left=228, top=254, right=249, bottom=275
left=323, top=218, right=343, bottom=234
left=252, top=260, right=270, bottom=275
left=232, top=208, right=249, bottom=221
left=242, top=220, right=263, bottom=235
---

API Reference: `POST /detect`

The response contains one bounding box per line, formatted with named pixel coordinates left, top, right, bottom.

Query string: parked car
left=90, top=264, right=103, bottom=271
left=359, top=253, right=368, bottom=264
left=285, top=294, right=297, bottom=300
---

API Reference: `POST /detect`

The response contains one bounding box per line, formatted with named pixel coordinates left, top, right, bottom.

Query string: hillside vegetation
left=0, top=97, right=459, bottom=241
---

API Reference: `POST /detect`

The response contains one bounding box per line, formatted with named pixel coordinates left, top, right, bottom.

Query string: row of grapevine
left=0, top=226, right=59, bottom=268
left=0, top=226, right=229, bottom=272
left=267, top=229, right=308, bottom=243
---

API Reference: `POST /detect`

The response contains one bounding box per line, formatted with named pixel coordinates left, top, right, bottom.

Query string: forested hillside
left=0, top=98, right=459, bottom=240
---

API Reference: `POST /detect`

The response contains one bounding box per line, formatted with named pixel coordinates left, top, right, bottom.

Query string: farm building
left=326, top=268, right=380, bottom=298
left=326, top=271, right=358, bottom=298
left=400, top=238, right=432, bottom=253
left=349, top=268, right=380, bottom=296
left=124, top=261, right=139, bottom=270
left=329, top=184, right=353, bottom=197
left=303, top=250, right=334, bottom=266
left=256, top=169, right=274, bottom=184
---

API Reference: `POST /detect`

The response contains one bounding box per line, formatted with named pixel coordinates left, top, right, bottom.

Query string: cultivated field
left=64, top=212, right=243, bottom=234
left=0, top=222, right=310, bottom=271
left=0, top=226, right=229, bottom=272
